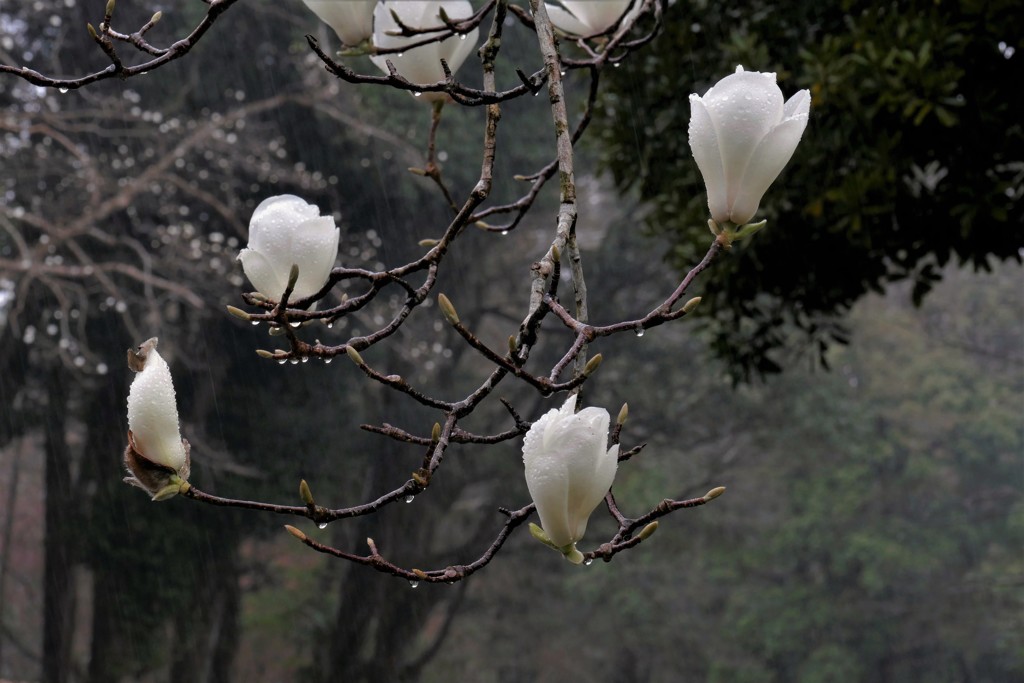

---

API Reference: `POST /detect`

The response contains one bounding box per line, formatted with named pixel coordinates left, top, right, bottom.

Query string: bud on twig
left=582, top=353, right=603, bottom=377
left=346, top=346, right=365, bottom=366
left=284, top=525, right=307, bottom=541
left=638, top=521, right=659, bottom=541
left=550, top=245, right=560, bottom=263
left=287, top=264, right=300, bottom=290
left=437, top=293, right=459, bottom=325
left=418, top=238, right=439, bottom=247
left=682, top=297, right=702, bottom=314
left=226, top=305, right=252, bottom=321
left=703, top=486, right=726, bottom=502
left=87, top=23, right=99, bottom=40
left=412, top=568, right=429, bottom=580
left=105, top=0, right=115, bottom=17
left=616, top=403, right=629, bottom=426
left=299, top=479, right=314, bottom=506
left=150, top=10, right=162, bottom=24
left=255, top=349, right=275, bottom=359
left=431, top=423, right=441, bottom=442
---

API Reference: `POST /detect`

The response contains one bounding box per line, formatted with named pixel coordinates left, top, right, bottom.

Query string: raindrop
left=318, top=522, right=328, bottom=529
left=409, top=580, right=420, bottom=588
left=301, top=356, right=309, bottom=363
left=323, top=358, right=333, bottom=364
left=634, top=325, right=645, bottom=337
left=326, top=322, right=334, bottom=329
left=59, top=87, right=68, bottom=94
left=413, top=92, right=422, bottom=97
left=290, top=321, right=301, bottom=328
left=404, top=495, right=415, bottom=504
left=501, top=230, right=509, bottom=236
left=277, top=359, right=287, bottom=365
left=459, top=34, right=466, bottom=40
left=250, top=320, right=260, bottom=326
left=289, top=358, right=300, bottom=365
left=584, top=558, right=594, bottom=566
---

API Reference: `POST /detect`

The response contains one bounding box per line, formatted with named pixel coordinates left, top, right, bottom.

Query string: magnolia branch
left=0, top=0, right=244, bottom=90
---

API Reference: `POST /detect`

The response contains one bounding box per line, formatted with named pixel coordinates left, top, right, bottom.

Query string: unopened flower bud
left=437, top=293, right=459, bottom=325
left=285, top=525, right=307, bottom=541
left=682, top=297, right=702, bottom=314
left=582, top=353, right=603, bottom=377
left=703, top=486, right=726, bottom=502
left=616, top=403, right=629, bottom=426
left=300, top=479, right=314, bottom=506
left=226, top=305, right=252, bottom=321
left=638, top=521, right=659, bottom=540
left=346, top=346, right=365, bottom=366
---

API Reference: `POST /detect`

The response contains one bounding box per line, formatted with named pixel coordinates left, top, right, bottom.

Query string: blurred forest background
left=0, top=1, right=1021, bottom=682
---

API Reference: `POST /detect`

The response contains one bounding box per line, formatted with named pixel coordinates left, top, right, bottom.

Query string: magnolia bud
left=703, top=486, right=726, bottom=502
left=437, top=293, right=459, bottom=325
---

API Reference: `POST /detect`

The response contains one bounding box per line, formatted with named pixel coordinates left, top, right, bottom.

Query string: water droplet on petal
left=459, top=34, right=467, bottom=40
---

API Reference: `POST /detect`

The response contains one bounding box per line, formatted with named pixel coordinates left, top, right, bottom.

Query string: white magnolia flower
left=545, top=0, right=641, bottom=37
left=125, top=338, right=190, bottom=499
left=238, top=195, right=340, bottom=302
left=688, top=65, right=811, bottom=226
left=301, top=0, right=377, bottom=46
left=523, top=394, right=619, bottom=563
left=370, top=1, right=479, bottom=102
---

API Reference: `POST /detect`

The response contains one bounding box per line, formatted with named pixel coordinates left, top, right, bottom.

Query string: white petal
left=127, top=345, right=186, bottom=470
left=248, top=195, right=315, bottom=253
left=238, top=247, right=287, bottom=299
left=730, top=112, right=809, bottom=224
left=570, top=444, right=618, bottom=541
left=372, top=1, right=477, bottom=98
left=545, top=3, right=593, bottom=35
left=440, top=25, right=479, bottom=75
left=702, top=70, right=783, bottom=212
left=301, top=0, right=376, bottom=45
left=289, top=217, right=339, bottom=299
left=555, top=0, right=632, bottom=34
left=688, top=95, right=729, bottom=224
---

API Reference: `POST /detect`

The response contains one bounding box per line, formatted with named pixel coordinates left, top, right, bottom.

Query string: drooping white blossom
left=545, top=0, right=641, bottom=37
left=523, top=394, right=619, bottom=563
left=688, top=65, right=811, bottom=226
left=301, top=0, right=377, bottom=47
left=370, top=1, right=479, bottom=102
left=237, top=195, right=340, bottom=302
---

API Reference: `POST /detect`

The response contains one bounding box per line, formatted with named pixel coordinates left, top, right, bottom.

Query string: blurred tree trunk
left=43, top=367, right=74, bottom=683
